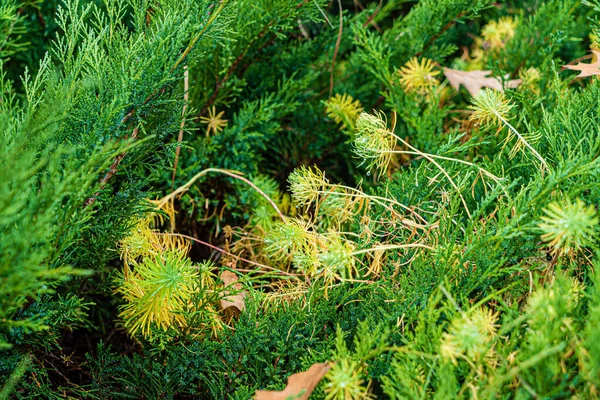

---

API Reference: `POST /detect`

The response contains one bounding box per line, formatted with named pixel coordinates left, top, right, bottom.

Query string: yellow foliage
left=325, top=93, right=364, bottom=129
left=397, top=57, right=440, bottom=95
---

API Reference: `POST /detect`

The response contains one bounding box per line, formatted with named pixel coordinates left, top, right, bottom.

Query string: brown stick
left=200, top=0, right=312, bottom=117
left=199, top=21, right=273, bottom=117
left=414, top=12, right=465, bottom=58
left=329, top=0, right=343, bottom=98
left=84, top=126, right=139, bottom=206
left=361, top=0, right=383, bottom=32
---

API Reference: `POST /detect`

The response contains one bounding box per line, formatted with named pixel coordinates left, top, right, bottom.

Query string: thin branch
left=159, top=168, right=285, bottom=222
left=84, top=126, right=139, bottom=206
left=495, top=112, right=549, bottom=173
left=384, top=150, right=504, bottom=184
left=361, top=0, right=383, bottom=32
left=200, top=0, right=312, bottom=116
left=200, top=21, right=273, bottom=117
left=161, top=232, right=301, bottom=279
left=313, top=0, right=333, bottom=28
left=388, top=115, right=473, bottom=219
left=329, top=0, right=343, bottom=98
left=351, top=243, right=433, bottom=256
left=170, top=0, right=230, bottom=73
left=309, top=188, right=429, bottom=228
left=414, top=12, right=465, bottom=58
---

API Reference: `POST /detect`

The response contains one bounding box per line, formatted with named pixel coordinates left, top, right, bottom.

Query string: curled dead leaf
left=443, top=68, right=521, bottom=96
left=219, top=270, right=246, bottom=312
left=255, top=362, right=330, bottom=400
left=563, top=50, right=600, bottom=78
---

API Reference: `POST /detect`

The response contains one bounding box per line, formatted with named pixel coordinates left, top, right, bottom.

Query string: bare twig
left=159, top=167, right=286, bottom=222
left=351, top=243, right=433, bottom=255
left=84, top=126, right=139, bottom=206
left=159, top=232, right=301, bottom=279
left=200, top=21, right=273, bottom=117
left=329, top=0, right=343, bottom=98
left=414, top=12, right=465, bottom=58
left=361, top=0, right=383, bottom=32
left=200, top=0, right=312, bottom=116
left=313, top=0, right=333, bottom=28
left=170, top=0, right=231, bottom=73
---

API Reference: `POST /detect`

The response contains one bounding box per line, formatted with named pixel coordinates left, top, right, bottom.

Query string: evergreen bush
left=2, top=0, right=600, bottom=398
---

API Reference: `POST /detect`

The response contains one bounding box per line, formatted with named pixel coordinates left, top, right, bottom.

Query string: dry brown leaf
left=443, top=68, right=521, bottom=96
left=563, top=50, right=600, bottom=78
left=219, top=270, right=246, bottom=312
left=255, top=363, right=330, bottom=400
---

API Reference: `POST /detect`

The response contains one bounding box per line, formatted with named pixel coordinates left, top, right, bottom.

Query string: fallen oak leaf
left=219, top=270, right=246, bottom=312
left=443, top=68, right=521, bottom=96
left=562, top=50, right=600, bottom=78
left=255, top=362, right=330, bottom=400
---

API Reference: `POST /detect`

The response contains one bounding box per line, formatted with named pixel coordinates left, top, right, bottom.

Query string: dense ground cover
left=2, top=0, right=600, bottom=398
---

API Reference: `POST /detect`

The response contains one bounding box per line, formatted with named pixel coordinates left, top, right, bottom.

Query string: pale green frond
left=469, top=89, right=514, bottom=127
left=354, top=111, right=397, bottom=177
left=539, top=197, right=598, bottom=255
left=288, top=165, right=329, bottom=207
left=470, top=89, right=549, bottom=171
left=326, top=93, right=364, bottom=129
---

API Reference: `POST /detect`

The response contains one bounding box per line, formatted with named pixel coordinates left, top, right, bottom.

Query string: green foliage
left=3, top=0, right=600, bottom=398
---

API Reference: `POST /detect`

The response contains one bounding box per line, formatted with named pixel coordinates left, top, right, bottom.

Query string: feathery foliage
left=3, top=0, right=600, bottom=398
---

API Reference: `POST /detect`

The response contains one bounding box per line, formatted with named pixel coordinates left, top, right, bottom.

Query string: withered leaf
left=443, top=68, right=521, bottom=96
left=563, top=50, right=600, bottom=78
left=255, top=363, right=330, bottom=400
left=219, top=270, right=246, bottom=312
